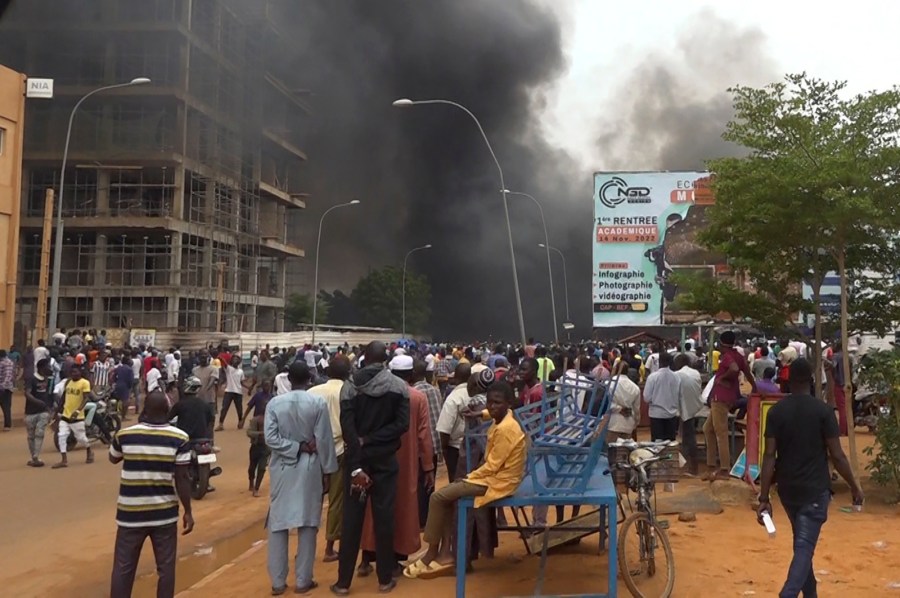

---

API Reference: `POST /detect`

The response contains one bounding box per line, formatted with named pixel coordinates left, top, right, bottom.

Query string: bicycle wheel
left=617, top=511, right=675, bottom=598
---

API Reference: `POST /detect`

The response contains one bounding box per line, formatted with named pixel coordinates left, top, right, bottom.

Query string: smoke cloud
left=286, top=4, right=782, bottom=340
left=284, top=0, right=578, bottom=341
left=592, top=10, right=779, bottom=170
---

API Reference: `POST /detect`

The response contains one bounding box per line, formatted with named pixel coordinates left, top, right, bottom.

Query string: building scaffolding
left=0, top=0, right=310, bottom=334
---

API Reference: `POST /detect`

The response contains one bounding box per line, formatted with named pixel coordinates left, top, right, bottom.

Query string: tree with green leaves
left=350, top=265, right=431, bottom=334
left=682, top=74, right=900, bottom=475
left=284, top=293, right=328, bottom=330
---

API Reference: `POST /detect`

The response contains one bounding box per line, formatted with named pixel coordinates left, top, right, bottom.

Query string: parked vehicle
left=188, top=438, right=222, bottom=500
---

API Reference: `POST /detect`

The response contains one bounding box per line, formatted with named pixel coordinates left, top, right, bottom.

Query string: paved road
left=0, top=413, right=269, bottom=597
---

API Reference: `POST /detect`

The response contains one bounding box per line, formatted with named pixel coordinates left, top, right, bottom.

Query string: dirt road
left=0, top=420, right=270, bottom=597
left=2, top=419, right=898, bottom=597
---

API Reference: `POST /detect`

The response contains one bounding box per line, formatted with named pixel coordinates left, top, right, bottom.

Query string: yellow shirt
left=62, top=378, right=92, bottom=420
left=712, top=350, right=721, bottom=371
left=465, top=411, right=527, bottom=508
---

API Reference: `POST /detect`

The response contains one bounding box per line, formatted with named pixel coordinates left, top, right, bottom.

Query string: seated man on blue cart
left=403, top=380, right=527, bottom=580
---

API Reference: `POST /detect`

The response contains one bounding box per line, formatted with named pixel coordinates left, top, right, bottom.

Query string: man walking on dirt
left=109, top=392, right=194, bottom=598
left=757, top=358, right=864, bottom=598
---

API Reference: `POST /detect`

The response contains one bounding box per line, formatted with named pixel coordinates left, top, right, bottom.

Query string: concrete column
left=96, top=169, right=110, bottom=216
left=91, top=234, right=108, bottom=326
left=203, top=183, right=215, bottom=330
left=172, top=166, right=185, bottom=219
left=166, top=231, right=183, bottom=330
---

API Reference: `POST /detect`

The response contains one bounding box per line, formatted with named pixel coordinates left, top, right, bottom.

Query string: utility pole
left=35, top=189, right=54, bottom=343
left=215, top=262, right=226, bottom=333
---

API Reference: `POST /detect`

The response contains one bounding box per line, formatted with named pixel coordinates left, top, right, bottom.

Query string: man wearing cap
left=333, top=342, right=410, bottom=595
left=355, top=354, right=435, bottom=579
left=435, top=362, right=473, bottom=482
left=704, top=330, right=756, bottom=481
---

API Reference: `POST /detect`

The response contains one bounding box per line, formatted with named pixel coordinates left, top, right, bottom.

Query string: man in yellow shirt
left=53, top=365, right=96, bottom=468
left=403, top=380, right=526, bottom=580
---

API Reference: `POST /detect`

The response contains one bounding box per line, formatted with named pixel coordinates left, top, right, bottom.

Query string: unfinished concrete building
left=0, top=0, right=309, bottom=333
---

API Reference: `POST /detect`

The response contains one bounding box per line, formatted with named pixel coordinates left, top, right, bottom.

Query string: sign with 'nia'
left=26, top=78, right=54, bottom=99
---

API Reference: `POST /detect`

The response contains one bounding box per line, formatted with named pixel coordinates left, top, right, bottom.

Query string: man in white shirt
left=674, top=354, right=704, bottom=475
left=308, top=355, right=350, bottom=563
left=33, top=339, right=50, bottom=366
left=273, top=370, right=291, bottom=396
left=166, top=351, right=181, bottom=385
left=606, top=361, right=642, bottom=442
left=643, top=351, right=682, bottom=441
left=216, top=355, right=248, bottom=431
left=146, top=360, right=163, bottom=394
left=434, top=363, right=474, bottom=482
left=645, top=346, right=661, bottom=375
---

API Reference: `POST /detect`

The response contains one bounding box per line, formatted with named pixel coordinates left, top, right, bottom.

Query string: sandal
left=403, top=559, right=454, bottom=580
left=357, top=563, right=373, bottom=577
left=329, top=584, right=349, bottom=596
left=271, top=586, right=287, bottom=596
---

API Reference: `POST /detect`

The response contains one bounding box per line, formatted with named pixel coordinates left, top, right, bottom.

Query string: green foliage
left=284, top=293, right=328, bottom=330
left=350, top=266, right=431, bottom=334
left=858, top=350, right=900, bottom=498
left=700, top=74, right=900, bottom=338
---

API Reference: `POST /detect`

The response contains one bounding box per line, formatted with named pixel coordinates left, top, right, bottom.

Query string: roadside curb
left=175, top=539, right=267, bottom=597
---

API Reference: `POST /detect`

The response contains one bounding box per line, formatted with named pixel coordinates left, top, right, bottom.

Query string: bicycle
left=613, top=440, right=677, bottom=598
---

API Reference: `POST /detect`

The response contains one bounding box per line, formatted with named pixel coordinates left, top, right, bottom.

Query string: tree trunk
left=812, top=282, right=823, bottom=400
left=837, top=249, right=860, bottom=477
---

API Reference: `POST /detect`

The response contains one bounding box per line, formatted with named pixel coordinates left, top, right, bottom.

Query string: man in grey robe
left=265, top=361, right=338, bottom=594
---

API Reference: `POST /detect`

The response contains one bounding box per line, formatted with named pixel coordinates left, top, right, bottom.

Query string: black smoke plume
left=287, top=4, right=780, bottom=341
left=284, top=0, right=578, bottom=341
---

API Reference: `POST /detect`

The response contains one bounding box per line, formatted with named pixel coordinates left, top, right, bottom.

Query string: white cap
left=394, top=347, right=407, bottom=356
left=389, top=355, right=414, bottom=371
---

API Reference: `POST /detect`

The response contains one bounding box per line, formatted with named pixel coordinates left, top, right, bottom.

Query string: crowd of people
left=4, top=328, right=868, bottom=597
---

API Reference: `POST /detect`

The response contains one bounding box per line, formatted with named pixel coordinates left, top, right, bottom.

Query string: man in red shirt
left=517, top=357, right=543, bottom=407
left=703, top=331, right=756, bottom=480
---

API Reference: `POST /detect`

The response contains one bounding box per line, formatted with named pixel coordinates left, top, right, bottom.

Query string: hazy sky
left=539, top=0, right=900, bottom=169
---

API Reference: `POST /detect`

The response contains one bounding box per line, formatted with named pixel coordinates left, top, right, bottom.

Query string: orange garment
left=465, top=410, right=527, bottom=508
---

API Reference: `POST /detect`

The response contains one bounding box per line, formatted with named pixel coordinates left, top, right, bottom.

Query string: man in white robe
left=265, top=361, right=338, bottom=594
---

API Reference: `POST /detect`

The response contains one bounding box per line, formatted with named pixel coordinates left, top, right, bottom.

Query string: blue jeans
left=780, top=491, right=830, bottom=598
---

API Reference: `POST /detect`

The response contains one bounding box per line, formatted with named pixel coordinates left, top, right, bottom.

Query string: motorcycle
left=53, top=388, right=122, bottom=451
left=189, top=438, right=222, bottom=500
left=853, top=387, right=889, bottom=433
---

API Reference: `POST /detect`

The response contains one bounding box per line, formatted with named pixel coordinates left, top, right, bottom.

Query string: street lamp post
left=402, top=244, right=432, bottom=339
left=392, top=98, right=527, bottom=346
left=311, top=200, right=360, bottom=343
left=47, top=77, right=151, bottom=334
left=507, top=190, right=557, bottom=342
left=539, top=243, right=570, bottom=338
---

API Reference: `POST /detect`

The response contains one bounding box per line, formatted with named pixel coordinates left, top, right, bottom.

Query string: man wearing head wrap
left=703, top=330, right=756, bottom=481
left=356, top=355, right=435, bottom=579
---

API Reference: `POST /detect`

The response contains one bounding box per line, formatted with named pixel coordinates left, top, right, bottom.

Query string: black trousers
left=444, top=446, right=460, bottom=483
left=337, top=456, right=399, bottom=587
left=248, top=444, right=269, bottom=489
left=418, top=454, right=438, bottom=528
left=650, top=416, right=679, bottom=441
left=110, top=523, right=177, bottom=598
left=680, top=418, right=699, bottom=473
left=220, top=392, right=243, bottom=424
left=0, top=389, right=11, bottom=428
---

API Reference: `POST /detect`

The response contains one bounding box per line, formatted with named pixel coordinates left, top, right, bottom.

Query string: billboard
left=592, top=171, right=714, bottom=327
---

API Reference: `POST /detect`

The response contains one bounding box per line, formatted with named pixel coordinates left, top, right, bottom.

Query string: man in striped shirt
left=109, top=392, right=194, bottom=598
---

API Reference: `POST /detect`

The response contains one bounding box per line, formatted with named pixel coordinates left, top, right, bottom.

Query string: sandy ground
left=1, top=404, right=898, bottom=597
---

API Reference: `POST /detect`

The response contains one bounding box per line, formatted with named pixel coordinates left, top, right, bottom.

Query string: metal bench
left=516, top=378, right=614, bottom=496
